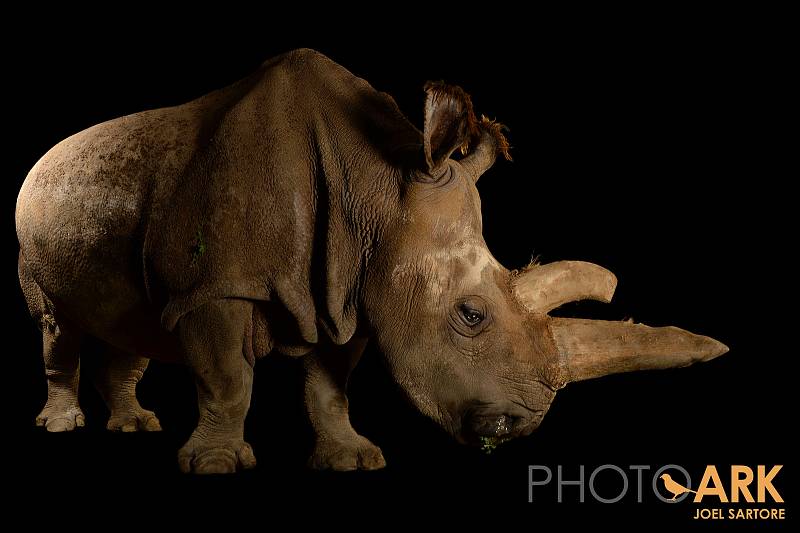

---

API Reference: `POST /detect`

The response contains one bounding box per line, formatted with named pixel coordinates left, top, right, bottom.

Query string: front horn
left=549, top=318, right=728, bottom=383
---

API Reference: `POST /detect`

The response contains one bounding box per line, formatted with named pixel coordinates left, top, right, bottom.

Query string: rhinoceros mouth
left=478, top=436, right=510, bottom=454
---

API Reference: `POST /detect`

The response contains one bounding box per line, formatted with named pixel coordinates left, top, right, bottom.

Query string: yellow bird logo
left=660, top=473, right=697, bottom=502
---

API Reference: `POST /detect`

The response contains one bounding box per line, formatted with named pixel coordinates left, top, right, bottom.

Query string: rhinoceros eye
left=449, top=297, right=491, bottom=338
left=459, top=303, right=484, bottom=326
left=447, top=295, right=492, bottom=338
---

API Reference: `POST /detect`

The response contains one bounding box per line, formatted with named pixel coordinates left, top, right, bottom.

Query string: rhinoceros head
left=363, top=82, right=728, bottom=446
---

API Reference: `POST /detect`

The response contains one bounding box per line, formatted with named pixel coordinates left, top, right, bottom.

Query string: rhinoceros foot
left=308, top=435, right=386, bottom=471
left=107, top=407, right=162, bottom=432
left=35, top=403, right=85, bottom=432
left=178, top=438, right=256, bottom=475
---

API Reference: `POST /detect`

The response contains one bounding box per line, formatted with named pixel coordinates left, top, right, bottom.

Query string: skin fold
left=16, top=49, right=728, bottom=474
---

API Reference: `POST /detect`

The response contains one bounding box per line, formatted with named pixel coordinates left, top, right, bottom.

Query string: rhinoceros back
left=17, top=49, right=413, bottom=355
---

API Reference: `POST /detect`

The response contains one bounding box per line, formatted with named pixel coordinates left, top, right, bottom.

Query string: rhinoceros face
left=374, top=159, right=560, bottom=444
left=364, top=82, right=728, bottom=447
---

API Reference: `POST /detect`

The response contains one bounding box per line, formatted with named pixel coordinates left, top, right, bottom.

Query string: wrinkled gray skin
left=16, top=49, right=728, bottom=473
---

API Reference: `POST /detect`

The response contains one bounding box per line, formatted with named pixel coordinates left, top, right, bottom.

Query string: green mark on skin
left=479, top=436, right=503, bottom=455
left=41, top=314, right=57, bottom=331
left=190, top=230, right=206, bottom=265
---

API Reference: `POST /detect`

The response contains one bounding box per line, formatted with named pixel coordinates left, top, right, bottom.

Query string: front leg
left=304, top=336, right=386, bottom=471
left=176, top=299, right=256, bottom=474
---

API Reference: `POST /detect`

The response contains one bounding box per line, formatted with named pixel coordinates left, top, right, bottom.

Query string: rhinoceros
left=16, top=48, right=728, bottom=474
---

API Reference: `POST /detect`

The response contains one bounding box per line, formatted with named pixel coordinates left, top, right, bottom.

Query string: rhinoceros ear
left=422, top=81, right=478, bottom=174
left=460, top=115, right=513, bottom=182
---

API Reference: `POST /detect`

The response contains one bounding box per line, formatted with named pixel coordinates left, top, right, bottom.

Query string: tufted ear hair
left=422, top=81, right=478, bottom=174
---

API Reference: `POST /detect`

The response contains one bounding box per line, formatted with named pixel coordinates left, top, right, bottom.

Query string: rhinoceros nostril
left=494, top=415, right=511, bottom=436
left=468, top=413, right=514, bottom=438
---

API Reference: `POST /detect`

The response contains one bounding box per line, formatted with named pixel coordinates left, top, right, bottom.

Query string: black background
left=3, top=10, right=793, bottom=527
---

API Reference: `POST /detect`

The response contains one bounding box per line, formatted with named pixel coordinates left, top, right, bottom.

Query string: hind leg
left=20, top=252, right=86, bottom=432
left=36, top=316, right=85, bottom=432
left=94, top=348, right=161, bottom=432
